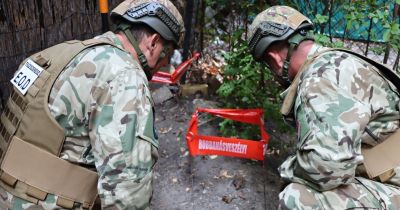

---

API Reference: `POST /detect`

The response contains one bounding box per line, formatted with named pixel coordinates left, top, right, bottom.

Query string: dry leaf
left=209, top=155, right=218, bottom=159
left=181, top=151, right=189, bottom=157
left=159, top=127, right=172, bottom=134
left=220, top=170, right=234, bottom=178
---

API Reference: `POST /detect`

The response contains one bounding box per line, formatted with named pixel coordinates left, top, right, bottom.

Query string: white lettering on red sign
left=198, top=139, right=248, bottom=154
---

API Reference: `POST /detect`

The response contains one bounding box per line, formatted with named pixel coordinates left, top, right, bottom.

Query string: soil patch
left=150, top=90, right=296, bottom=210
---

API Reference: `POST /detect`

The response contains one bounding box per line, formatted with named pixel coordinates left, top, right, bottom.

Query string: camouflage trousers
left=279, top=177, right=400, bottom=210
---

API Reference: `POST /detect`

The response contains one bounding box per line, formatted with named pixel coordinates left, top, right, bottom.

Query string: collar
left=306, top=43, right=329, bottom=60
left=97, top=32, right=153, bottom=81
left=96, top=31, right=125, bottom=50
left=280, top=43, right=329, bottom=116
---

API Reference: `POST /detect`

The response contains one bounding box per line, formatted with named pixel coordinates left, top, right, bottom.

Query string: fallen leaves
left=199, top=54, right=225, bottom=76
left=180, top=147, right=186, bottom=153
left=265, top=147, right=280, bottom=155
left=187, top=53, right=225, bottom=85
left=158, top=127, right=172, bottom=134
left=219, top=170, right=234, bottom=179
left=209, top=155, right=218, bottom=159
left=180, top=151, right=189, bottom=157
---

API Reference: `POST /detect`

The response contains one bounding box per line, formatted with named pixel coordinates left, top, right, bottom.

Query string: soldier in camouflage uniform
left=248, top=6, right=400, bottom=209
left=0, top=0, right=184, bottom=209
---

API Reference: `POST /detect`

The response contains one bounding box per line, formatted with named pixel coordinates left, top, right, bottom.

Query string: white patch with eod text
left=10, top=59, right=43, bottom=95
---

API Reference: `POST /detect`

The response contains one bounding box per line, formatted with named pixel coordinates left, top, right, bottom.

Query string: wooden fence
left=0, top=0, right=126, bottom=109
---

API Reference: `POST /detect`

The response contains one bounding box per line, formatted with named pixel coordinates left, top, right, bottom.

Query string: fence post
left=365, top=18, right=373, bottom=56
left=384, top=3, right=398, bottom=64
left=328, top=0, right=333, bottom=42
left=99, top=0, right=109, bottom=33
left=0, top=89, right=3, bottom=114
left=393, top=53, right=400, bottom=71
left=180, top=0, right=195, bottom=84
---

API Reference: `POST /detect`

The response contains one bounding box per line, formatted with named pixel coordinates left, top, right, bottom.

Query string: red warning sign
left=151, top=52, right=201, bottom=84
left=186, top=108, right=269, bottom=160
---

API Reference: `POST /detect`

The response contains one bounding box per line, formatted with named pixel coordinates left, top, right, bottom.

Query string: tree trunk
left=180, top=0, right=194, bottom=83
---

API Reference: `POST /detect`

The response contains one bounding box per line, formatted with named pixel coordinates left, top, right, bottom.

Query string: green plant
left=216, top=31, right=292, bottom=140
left=384, top=22, right=400, bottom=51
left=213, top=0, right=400, bottom=140
left=314, top=33, right=344, bottom=48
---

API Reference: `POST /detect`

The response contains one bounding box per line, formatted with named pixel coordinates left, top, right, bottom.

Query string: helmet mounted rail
left=248, top=21, right=291, bottom=60
left=123, top=2, right=181, bottom=45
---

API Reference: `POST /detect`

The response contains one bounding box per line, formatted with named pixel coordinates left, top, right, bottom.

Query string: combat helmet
left=111, top=0, right=184, bottom=45
left=247, top=6, right=314, bottom=86
left=110, top=0, right=184, bottom=78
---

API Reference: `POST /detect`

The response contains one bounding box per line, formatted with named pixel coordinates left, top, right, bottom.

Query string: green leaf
left=383, top=29, right=391, bottom=41
left=391, top=24, right=400, bottom=34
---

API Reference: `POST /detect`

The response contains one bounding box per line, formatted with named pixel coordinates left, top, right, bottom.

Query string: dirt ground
left=149, top=85, right=296, bottom=210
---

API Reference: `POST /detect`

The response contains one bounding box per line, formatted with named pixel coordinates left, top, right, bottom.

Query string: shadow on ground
left=150, top=86, right=296, bottom=210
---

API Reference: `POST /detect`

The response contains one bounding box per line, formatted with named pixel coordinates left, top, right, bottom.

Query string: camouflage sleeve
left=279, top=52, right=373, bottom=191
left=88, top=59, right=156, bottom=209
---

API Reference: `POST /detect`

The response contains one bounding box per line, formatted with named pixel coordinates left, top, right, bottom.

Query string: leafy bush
left=216, top=31, right=292, bottom=140
left=214, top=0, right=400, bottom=140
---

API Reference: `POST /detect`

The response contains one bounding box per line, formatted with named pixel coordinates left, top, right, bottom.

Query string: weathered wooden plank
left=0, top=1, right=9, bottom=32
left=0, top=0, right=144, bottom=105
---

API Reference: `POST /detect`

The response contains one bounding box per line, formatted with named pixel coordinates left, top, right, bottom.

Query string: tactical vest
left=0, top=38, right=120, bottom=209
left=281, top=48, right=400, bottom=183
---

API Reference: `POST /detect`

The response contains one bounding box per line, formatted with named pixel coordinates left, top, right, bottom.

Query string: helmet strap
left=281, top=30, right=314, bottom=87
left=117, top=23, right=153, bottom=80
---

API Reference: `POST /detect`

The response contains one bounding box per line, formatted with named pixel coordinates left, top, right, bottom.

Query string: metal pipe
left=365, top=17, right=373, bottom=56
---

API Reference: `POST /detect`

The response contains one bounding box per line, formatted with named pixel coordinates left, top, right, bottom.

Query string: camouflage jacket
left=279, top=43, right=400, bottom=191
left=1, top=32, right=158, bottom=210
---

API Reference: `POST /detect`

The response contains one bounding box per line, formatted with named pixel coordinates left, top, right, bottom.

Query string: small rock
left=222, top=195, right=235, bottom=204
left=232, top=174, right=245, bottom=190
left=237, top=192, right=246, bottom=200
left=193, top=98, right=220, bottom=110
left=152, top=86, right=174, bottom=104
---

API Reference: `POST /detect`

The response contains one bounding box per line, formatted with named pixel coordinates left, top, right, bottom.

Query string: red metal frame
left=151, top=52, right=201, bottom=84
left=186, top=108, right=269, bottom=160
